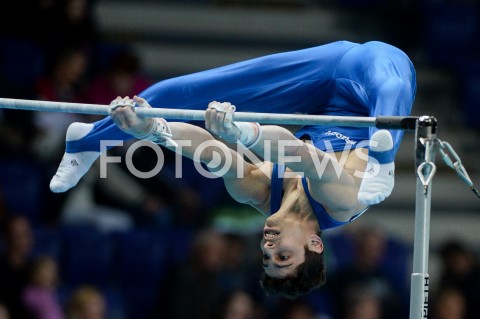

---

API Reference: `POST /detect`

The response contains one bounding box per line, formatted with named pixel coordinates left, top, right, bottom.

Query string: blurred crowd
left=2, top=212, right=480, bottom=319
left=0, top=0, right=479, bottom=318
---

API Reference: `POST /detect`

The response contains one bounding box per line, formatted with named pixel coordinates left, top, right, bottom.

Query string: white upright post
left=409, top=116, right=437, bottom=319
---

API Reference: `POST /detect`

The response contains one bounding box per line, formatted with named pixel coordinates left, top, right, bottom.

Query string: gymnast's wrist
left=233, top=122, right=262, bottom=149
left=137, top=118, right=177, bottom=147
left=133, top=118, right=158, bottom=140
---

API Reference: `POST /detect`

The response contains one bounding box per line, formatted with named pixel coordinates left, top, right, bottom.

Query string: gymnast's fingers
left=111, top=106, right=132, bottom=130
left=206, top=104, right=225, bottom=136
left=205, top=106, right=214, bottom=132
left=214, top=109, right=227, bottom=135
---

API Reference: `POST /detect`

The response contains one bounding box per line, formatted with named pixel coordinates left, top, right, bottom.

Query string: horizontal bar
left=139, top=108, right=379, bottom=127
left=0, top=98, right=110, bottom=116
left=0, top=97, right=418, bottom=129
left=376, top=116, right=419, bottom=130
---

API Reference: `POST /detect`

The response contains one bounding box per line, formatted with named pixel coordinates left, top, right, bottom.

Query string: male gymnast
left=49, top=40, right=416, bottom=297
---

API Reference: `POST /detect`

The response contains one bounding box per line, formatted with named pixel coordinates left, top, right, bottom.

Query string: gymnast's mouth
left=264, top=228, right=280, bottom=239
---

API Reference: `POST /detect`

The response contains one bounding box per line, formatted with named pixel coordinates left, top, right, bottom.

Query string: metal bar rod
left=0, top=97, right=418, bottom=129
left=410, top=116, right=438, bottom=319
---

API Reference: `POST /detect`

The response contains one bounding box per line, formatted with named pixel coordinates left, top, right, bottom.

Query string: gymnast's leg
left=50, top=46, right=336, bottom=192
left=357, top=78, right=415, bottom=204
left=355, top=42, right=416, bottom=205
left=49, top=119, right=131, bottom=192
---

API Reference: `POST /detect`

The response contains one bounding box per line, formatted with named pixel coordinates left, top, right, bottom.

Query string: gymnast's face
left=261, top=215, right=323, bottom=278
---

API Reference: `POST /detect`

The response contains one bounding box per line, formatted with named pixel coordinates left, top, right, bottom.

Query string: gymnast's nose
left=264, top=240, right=275, bottom=249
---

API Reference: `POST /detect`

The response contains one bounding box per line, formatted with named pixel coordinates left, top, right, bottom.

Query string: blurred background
left=0, top=0, right=479, bottom=318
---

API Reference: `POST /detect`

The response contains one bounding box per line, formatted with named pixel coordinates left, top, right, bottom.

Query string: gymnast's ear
left=307, top=235, right=324, bottom=253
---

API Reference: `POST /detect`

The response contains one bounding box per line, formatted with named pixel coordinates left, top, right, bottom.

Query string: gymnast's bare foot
left=49, top=122, right=99, bottom=193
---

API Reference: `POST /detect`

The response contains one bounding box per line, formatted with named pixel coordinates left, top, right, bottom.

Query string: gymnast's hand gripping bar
left=0, top=97, right=419, bottom=130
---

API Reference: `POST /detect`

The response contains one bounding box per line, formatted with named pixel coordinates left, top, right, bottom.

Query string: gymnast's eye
left=280, top=255, right=289, bottom=261
left=263, top=253, right=270, bottom=260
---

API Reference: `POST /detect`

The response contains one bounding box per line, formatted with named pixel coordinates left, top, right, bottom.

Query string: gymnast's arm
left=109, top=97, right=271, bottom=212
left=204, top=104, right=367, bottom=215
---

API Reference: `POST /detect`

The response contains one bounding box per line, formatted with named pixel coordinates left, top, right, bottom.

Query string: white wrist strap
left=232, top=122, right=262, bottom=149
left=136, top=118, right=178, bottom=147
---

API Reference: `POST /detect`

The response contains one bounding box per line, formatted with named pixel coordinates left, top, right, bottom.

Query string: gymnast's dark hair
left=259, top=245, right=326, bottom=299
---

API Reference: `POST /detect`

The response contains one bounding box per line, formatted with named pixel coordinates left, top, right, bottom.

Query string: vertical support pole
left=409, top=116, right=438, bottom=319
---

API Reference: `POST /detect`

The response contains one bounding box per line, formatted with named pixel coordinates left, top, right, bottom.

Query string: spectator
left=278, top=299, right=322, bottom=319
left=0, top=187, right=8, bottom=224
left=40, top=0, right=100, bottom=59
left=214, top=289, right=258, bottom=319
left=437, top=239, right=480, bottom=319
left=66, top=285, right=106, bottom=319
left=328, top=226, right=406, bottom=319
left=59, top=159, right=167, bottom=232
left=158, top=228, right=227, bottom=319
left=0, top=215, right=35, bottom=319
left=341, top=285, right=382, bottom=319
left=86, top=49, right=151, bottom=106
left=218, top=233, right=260, bottom=294
left=36, top=46, right=89, bottom=103
left=0, top=109, right=40, bottom=157
left=0, top=303, right=10, bottom=319
left=22, top=255, right=64, bottom=319
left=432, top=288, right=466, bottom=319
